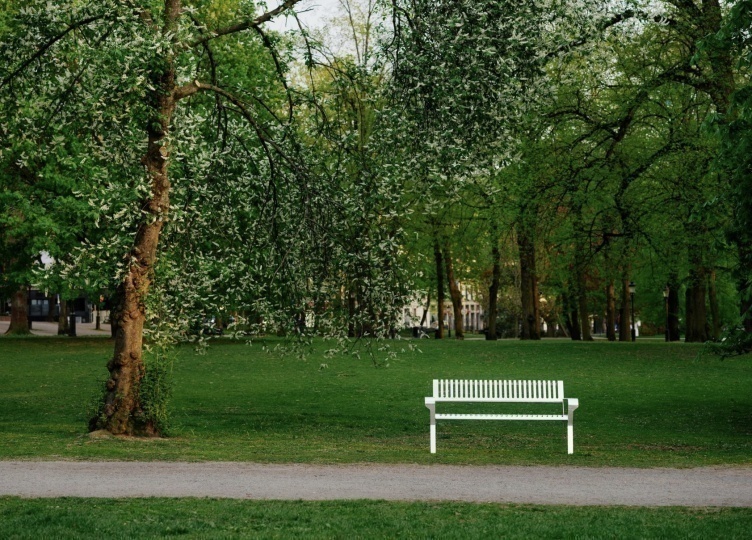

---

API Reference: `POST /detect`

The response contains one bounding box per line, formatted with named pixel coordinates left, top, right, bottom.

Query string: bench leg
left=426, top=403, right=436, bottom=453
left=566, top=398, right=579, bottom=455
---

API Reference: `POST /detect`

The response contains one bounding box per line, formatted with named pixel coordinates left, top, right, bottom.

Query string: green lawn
left=0, top=336, right=750, bottom=467
left=1, top=498, right=751, bottom=539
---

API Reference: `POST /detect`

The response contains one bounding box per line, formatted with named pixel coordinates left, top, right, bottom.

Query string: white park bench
left=425, top=379, right=579, bottom=454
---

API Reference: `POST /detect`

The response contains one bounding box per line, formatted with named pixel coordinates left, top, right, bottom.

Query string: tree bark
left=419, top=291, right=430, bottom=327
left=486, top=243, right=501, bottom=340
left=708, top=269, right=721, bottom=340
left=667, top=272, right=681, bottom=341
left=619, top=278, right=631, bottom=342
left=444, top=245, right=464, bottom=340
left=606, top=281, right=616, bottom=341
left=685, top=266, right=708, bottom=343
left=5, top=286, right=30, bottom=335
left=57, top=298, right=69, bottom=335
left=434, top=241, right=445, bottom=339
left=564, top=293, right=580, bottom=341
left=578, top=273, right=592, bottom=341
left=518, top=226, right=540, bottom=340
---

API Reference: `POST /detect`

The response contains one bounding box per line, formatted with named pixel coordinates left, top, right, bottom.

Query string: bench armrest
left=567, top=398, right=579, bottom=414
left=425, top=397, right=436, bottom=406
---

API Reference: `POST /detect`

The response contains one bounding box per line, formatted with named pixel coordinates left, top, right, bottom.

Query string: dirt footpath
left=1, top=462, right=751, bottom=506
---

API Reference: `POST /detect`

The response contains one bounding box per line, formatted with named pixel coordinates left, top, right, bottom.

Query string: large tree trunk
left=518, top=226, right=540, bottom=340
left=486, top=243, right=501, bottom=340
left=57, top=298, right=69, bottom=335
left=92, top=1, right=180, bottom=436
left=685, top=267, right=708, bottom=343
left=5, top=286, right=30, bottom=335
left=708, top=269, right=721, bottom=340
left=444, top=245, right=464, bottom=340
left=606, top=281, right=616, bottom=341
left=563, top=293, right=580, bottom=341
left=667, top=272, right=681, bottom=341
left=434, top=241, right=445, bottom=339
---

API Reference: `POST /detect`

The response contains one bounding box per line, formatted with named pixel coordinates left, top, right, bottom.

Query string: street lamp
left=662, top=285, right=669, bottom=342
left=628, top=281, right=636, bottom=342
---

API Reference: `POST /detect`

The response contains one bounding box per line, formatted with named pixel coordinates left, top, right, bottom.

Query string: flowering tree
left=1, top=0, right=411, bottom=435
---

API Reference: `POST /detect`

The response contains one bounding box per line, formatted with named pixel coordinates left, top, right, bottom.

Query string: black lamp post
left=663, top=285, right=669, bottom=342
left=628, top=281, right=636, bottom=341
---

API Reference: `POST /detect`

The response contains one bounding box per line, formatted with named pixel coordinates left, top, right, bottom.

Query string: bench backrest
left=432, top=379, right=564, bottom=403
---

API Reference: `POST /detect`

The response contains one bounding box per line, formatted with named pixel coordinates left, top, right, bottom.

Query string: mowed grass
left=0, top=336, right=750, bottom=466
left=1, top=498, right=751, bottom=539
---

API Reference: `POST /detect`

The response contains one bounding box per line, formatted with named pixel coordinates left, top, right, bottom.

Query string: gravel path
left=1, top=462, right=751, bottom=506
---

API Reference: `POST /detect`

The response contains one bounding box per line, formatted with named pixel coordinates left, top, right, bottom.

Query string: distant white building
left=402, top=283, right=485, bottom=332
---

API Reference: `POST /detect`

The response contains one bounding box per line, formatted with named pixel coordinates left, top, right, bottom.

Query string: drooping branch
left=187, top=0, right=304, bottom=49
left=251, top=25, right=295, bottom=125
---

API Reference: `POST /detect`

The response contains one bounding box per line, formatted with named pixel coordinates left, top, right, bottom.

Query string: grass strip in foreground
left=1, top=498, right=752, bottom=539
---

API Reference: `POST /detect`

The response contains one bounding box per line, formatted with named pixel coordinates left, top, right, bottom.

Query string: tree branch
left=1, top=15, right=107, bottom=90
left=187, top=0, right=304, bottom=49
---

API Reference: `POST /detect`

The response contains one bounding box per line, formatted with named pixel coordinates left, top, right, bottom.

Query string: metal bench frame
left=425, top=379, right=579, bottom=454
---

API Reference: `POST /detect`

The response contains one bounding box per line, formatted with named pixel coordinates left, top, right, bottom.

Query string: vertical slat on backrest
left=557, top=380, right=564, bottom=400
left=536, top=380, right=542, bottom=399
left=434, top=379, right=439, bottom=398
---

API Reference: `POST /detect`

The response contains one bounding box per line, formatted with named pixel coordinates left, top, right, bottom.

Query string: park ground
left=0, top=335, right=751, bottom=537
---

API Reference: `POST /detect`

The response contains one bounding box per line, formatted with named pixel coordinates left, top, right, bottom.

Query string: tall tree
left=1, top=0, right=390, bottom=435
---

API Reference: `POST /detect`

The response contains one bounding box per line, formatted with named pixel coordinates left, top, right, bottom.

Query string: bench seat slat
left=435, top=414, right=568, bottom=421
left=431, top=397, right=562, bottom=403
